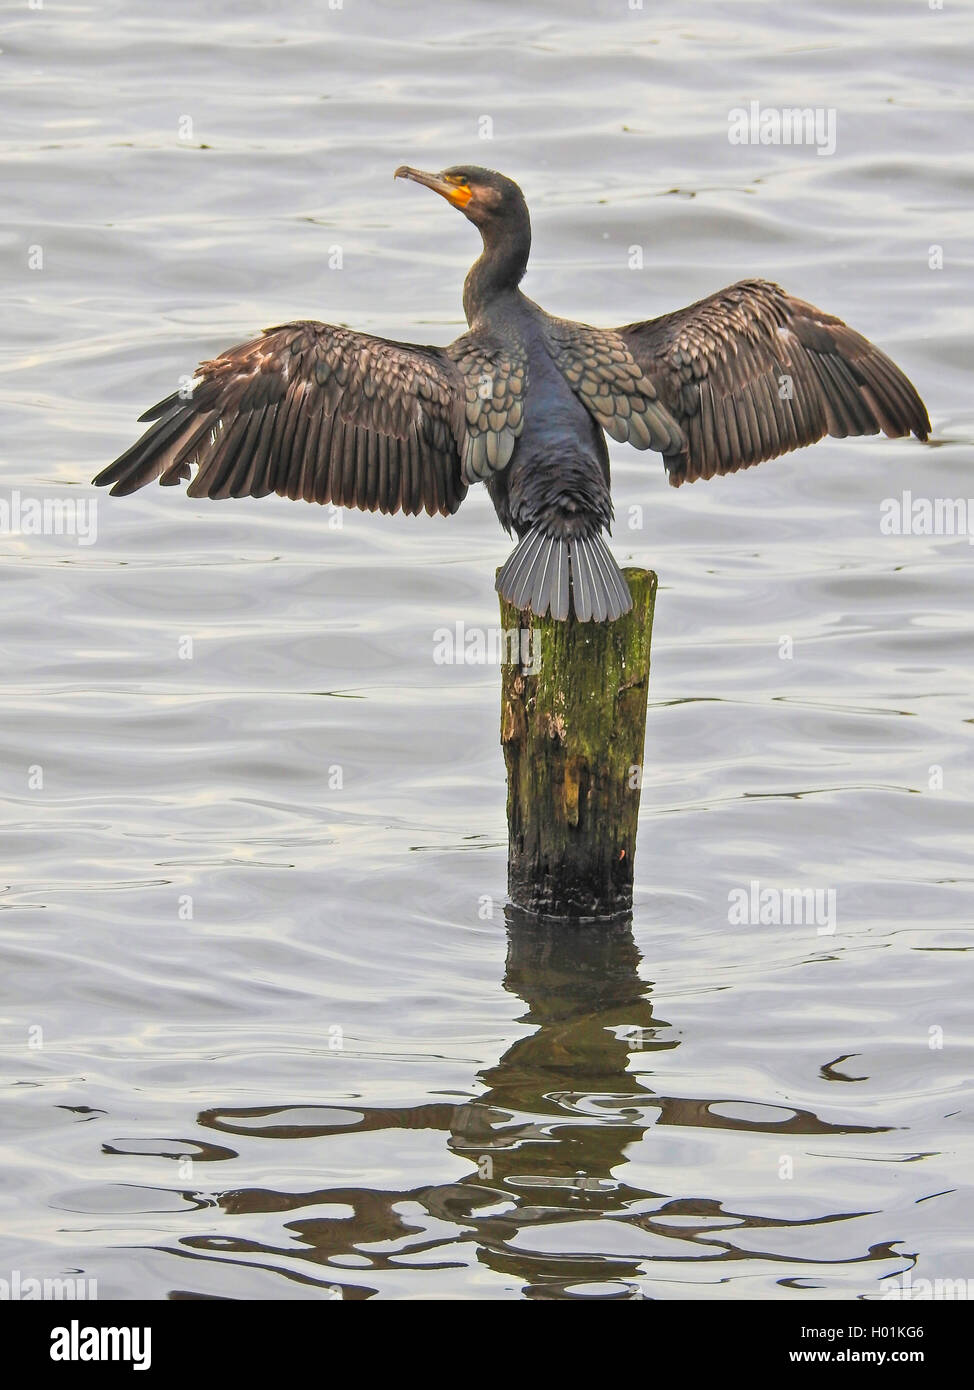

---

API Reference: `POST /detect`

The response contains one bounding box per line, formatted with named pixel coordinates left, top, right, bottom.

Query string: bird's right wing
left=94, top=321, right=470, bottom=517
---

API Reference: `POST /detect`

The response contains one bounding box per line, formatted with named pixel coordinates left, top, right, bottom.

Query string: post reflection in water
left=192, top=909, right=889, bottom=1300
left=442, top=908, right=676, bottom=1297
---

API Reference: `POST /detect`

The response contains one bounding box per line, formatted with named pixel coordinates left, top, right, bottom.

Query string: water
left=2, top=0, right=973, bottom=1300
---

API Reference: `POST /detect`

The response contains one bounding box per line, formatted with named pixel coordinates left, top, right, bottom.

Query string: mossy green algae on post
left=499, top=568, right=657, bottom=918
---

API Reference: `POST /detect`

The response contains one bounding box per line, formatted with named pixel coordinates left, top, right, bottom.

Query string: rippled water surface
left=2, top=0, right=973, bottom=1300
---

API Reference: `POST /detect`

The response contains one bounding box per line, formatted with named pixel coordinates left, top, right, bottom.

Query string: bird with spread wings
left=95, top=165, right=929, bottom=623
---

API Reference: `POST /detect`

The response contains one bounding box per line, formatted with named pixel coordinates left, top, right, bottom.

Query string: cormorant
left=94, top=165, right=930, bottom=622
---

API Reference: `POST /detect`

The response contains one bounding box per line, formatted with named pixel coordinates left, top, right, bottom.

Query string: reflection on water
left=163, top=912, right=893, bottom=1300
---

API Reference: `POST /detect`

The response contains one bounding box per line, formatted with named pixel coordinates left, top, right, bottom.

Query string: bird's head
left=394, top=164, right=527, bottom=233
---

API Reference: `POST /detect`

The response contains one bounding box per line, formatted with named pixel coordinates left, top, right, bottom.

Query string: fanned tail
left=496, top=527, right=632, bottom=623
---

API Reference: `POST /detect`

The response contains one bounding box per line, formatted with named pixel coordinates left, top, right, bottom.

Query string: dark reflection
left=451, top=908, right=674, bottom=1197
left=182, top=909, right=890, bottom=1298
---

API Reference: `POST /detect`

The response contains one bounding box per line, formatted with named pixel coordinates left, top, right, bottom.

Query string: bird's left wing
left=617, top=279, right=929, bottom=486
left=94, top=321, right=469, bottom=517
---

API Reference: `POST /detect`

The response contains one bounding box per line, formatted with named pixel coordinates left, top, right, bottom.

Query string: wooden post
left=499, top=568, right=657, bottom=919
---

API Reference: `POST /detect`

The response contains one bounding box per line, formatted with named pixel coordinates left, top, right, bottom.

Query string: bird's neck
left=463, top=211, right=531, bottom=323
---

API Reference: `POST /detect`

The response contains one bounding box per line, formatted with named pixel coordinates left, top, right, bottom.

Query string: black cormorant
left=94, top=165, right=930, bottom=621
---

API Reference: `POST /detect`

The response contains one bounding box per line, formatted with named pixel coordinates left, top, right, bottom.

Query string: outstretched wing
left=94, top=321, right=469, bottom=517
left=617, top=279, right=930, bottom=486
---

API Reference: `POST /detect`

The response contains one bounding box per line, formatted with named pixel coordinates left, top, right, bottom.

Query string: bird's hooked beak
left=394, top=165, right=472, bottom=208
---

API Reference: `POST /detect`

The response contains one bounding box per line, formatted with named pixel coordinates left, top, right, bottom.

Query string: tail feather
left=587, top=533, right=618, bottom=623
left=591, top=532, right=633, bottom=617
left=572, top=533, right=597, bottom=621
left=497, top=527, right=632, bottom=623
left=551, top=539, right=570, bottom=622
left=508, top=528, right=547, bottom=611
left=529, top=536, right=557, bottom=617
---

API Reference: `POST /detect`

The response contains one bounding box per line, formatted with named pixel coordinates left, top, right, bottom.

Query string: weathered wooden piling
left=499, top=568, right=657, bottom=918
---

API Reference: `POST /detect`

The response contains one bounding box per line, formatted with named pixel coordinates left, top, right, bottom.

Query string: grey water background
left=1, top=0, right=973, bottom=1300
